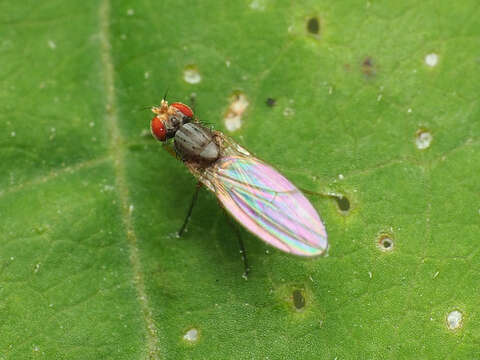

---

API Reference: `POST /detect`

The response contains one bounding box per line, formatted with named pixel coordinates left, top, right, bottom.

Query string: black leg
left=177, top=182, right=202, bottom=237
left=162, top=88, right=169, bottom=101
left=299, top=187, right=350, bottom=212
left=225, top=212, right=250, bottom=279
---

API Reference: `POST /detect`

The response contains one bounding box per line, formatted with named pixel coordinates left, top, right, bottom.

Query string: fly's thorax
left=174, top=123, right=220, bottom=164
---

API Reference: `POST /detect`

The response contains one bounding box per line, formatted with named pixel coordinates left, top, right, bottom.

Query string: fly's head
left=151, top=99, right=194, bottom=142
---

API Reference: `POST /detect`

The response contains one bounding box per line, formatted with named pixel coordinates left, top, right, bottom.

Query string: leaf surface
left=1, top=0, right=479, bottom=358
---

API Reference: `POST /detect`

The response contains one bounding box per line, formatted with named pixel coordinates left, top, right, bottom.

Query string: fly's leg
left=177, top=182, right=202, bottom=237
left=224, top=212, right=250, bottom=280
left=300, top=187, right=350, bottom=212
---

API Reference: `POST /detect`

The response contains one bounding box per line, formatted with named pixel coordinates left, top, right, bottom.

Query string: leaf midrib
left=99, top=1, right=162, bottom=359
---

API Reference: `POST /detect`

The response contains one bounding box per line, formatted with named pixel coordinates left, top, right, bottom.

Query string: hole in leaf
left=292, top=290, right=306, bottom=310
left=306, top=17, right=320, bottom=35
left=378, top=234, right=394, bottom=252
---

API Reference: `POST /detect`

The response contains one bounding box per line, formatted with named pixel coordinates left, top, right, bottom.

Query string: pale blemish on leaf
left=416, top=129, right=433, bottom=150
left=249, top=0, right=266, bottom=11
left=425, top=53, right=439, bottom=67
left=183, top=328, right=199, bottom=342
left=183, top=65, right=202, bottom=84
left=224, top=93, right=249, bottom=132
left=446, top=310, right=463, bottom=330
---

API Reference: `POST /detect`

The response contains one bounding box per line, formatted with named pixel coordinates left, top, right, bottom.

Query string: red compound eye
left=171, top=102, right=194, bottom=118
left=151, top=116, right=166, bottom=141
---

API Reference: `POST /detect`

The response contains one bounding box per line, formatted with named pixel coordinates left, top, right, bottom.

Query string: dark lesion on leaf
left=265, top=97, right=276, bottom=107
left=292, top=289, right=306, bottom=310
left=306, top=17, right=320, bottom=35
left=335, top=195, right=350, bottom=212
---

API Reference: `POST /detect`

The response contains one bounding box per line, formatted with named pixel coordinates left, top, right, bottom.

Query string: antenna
left=162, top=87, right=170, bottom=101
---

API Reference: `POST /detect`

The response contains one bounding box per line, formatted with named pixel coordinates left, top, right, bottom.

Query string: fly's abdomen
left=174, top=123, right=219, bottom=163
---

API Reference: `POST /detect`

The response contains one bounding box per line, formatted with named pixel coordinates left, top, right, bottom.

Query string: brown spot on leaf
left=362, top=57, right=376, bottom=77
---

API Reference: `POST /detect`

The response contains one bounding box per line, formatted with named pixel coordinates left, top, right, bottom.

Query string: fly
left=150, top=99, right=328, bottom=276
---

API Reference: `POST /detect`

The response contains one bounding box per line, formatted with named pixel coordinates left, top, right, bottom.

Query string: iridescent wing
left=199, top=144, right=328, bottom=256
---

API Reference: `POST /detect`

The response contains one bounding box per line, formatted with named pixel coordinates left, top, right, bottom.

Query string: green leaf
left=1, top=0, right=479, bottom=358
